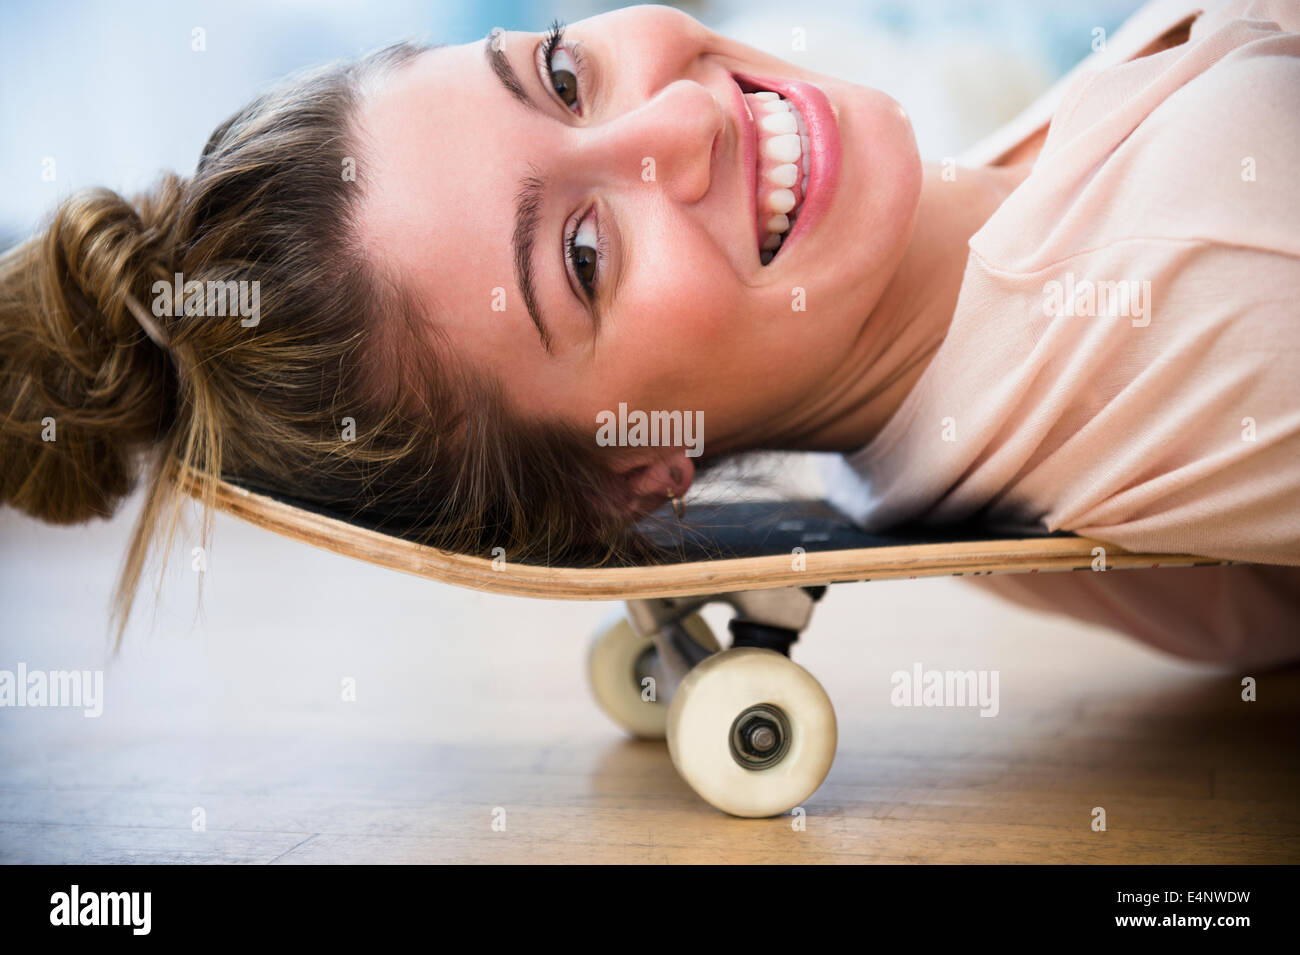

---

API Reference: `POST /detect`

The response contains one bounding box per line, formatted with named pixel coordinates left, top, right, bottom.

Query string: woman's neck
left=788, top=159, right=1031, bottom=453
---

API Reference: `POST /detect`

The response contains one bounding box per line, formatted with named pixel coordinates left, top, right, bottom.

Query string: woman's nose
left=577, top=80, right=723, bottom=205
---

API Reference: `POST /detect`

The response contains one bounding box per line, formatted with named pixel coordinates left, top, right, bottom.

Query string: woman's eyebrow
left=484, top=29, right=540, bottom=114
left=485, top=31, right=555, bottom=354
left=512, top=172, right=553, bottom=354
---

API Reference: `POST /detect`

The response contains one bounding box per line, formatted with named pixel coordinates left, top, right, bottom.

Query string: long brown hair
left=0, top=42, right=653, bottom=645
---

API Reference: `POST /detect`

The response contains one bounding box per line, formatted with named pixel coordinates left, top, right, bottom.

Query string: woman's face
left=359, top=5, right=920, bottom=495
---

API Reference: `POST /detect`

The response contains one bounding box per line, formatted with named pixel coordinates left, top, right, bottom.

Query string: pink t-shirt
left=824, top=0, right=1300, bottom=665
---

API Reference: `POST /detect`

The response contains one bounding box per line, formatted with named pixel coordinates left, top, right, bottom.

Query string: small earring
left=667, top=487, right=686, bottom=521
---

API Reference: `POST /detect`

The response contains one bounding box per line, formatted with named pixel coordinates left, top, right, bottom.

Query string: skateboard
left=185, top=469, right=1227, bottom=818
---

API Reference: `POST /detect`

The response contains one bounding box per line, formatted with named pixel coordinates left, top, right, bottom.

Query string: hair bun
left=0, top=176, right=186, bottom=523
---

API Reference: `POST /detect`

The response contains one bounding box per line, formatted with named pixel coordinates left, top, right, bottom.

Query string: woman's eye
left=547, top=45, right=580, bottom=110
left=569, top=213, right=599, bottom=294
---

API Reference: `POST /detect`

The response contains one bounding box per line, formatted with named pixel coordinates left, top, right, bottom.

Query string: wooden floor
left=2, top=502, right=1298, bottom=864
left=3, top=668, right=1297, bottom=864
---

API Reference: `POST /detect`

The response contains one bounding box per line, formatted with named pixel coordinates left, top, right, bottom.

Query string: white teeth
left=759, top=111, right=797, bottom=135
left=767, top=163, right=798, bottom=188
left=742, top=88, right=814, bottom=264
left=766, top=189, right=796, bottom=214
left=763, top=134, right=801, bottom=163
left=801, top=174, right=809, bottom=195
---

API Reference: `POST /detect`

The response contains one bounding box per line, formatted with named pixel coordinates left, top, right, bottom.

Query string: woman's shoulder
left=970, top=0, right=1300, bottom=273
left=958, top=0, right=1211, bottom=169
left=962, top=0, right=1300, bottom=171
left=1121, top=33, right=1300, bottom=254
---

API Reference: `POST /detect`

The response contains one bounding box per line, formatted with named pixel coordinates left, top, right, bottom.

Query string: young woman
left=3, top=1, right=1296, bottom=659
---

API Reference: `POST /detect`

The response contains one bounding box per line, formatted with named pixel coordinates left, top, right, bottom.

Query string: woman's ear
left=610, top=450, right=697, bottom=520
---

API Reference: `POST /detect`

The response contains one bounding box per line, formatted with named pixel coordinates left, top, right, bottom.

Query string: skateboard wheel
left=667, top=648, right=836, bottom=817
left=587, top=612, right=718, bottom=739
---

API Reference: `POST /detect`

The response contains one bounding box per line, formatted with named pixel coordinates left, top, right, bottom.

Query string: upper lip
left=726, top=74, right=760, bottom=262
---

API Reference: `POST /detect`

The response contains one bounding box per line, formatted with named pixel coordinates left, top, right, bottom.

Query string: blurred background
left=2, top=0, right=1194, bottom=863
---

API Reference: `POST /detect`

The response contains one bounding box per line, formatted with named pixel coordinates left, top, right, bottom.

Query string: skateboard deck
left=183, top=469, right=1228, bottom=600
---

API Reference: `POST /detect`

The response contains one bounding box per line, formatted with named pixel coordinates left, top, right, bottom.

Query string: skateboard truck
left=625, top=586, right=827, bottom=702
left=585, top=585, right=836, bottom=816
left=728, top=585, right=828, bottom=656
left=588, top=585, right=838, bottom=817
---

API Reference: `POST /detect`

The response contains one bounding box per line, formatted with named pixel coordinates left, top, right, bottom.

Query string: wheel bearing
left=729, top=703, right=792, bottom=770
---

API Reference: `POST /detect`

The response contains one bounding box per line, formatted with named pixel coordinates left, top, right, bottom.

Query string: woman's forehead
left=357, top=44, right=510, bottom=299
left=354, top=39, right=550, bottom=362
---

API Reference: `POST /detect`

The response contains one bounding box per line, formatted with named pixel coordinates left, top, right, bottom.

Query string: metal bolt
left=748, top=723, right=778, bottom=753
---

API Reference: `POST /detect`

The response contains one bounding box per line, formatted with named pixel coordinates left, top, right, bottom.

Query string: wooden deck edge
left=181, top=471, right=1225, bottom=600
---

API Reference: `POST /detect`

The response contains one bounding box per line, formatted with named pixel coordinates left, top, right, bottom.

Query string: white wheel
left=587, top=612, right=718, bottom=739
left=667, top=647, right=836, bottom=817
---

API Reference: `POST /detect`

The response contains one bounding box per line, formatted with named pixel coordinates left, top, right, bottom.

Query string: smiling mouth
left=736, top=80, right=811, bottom=265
